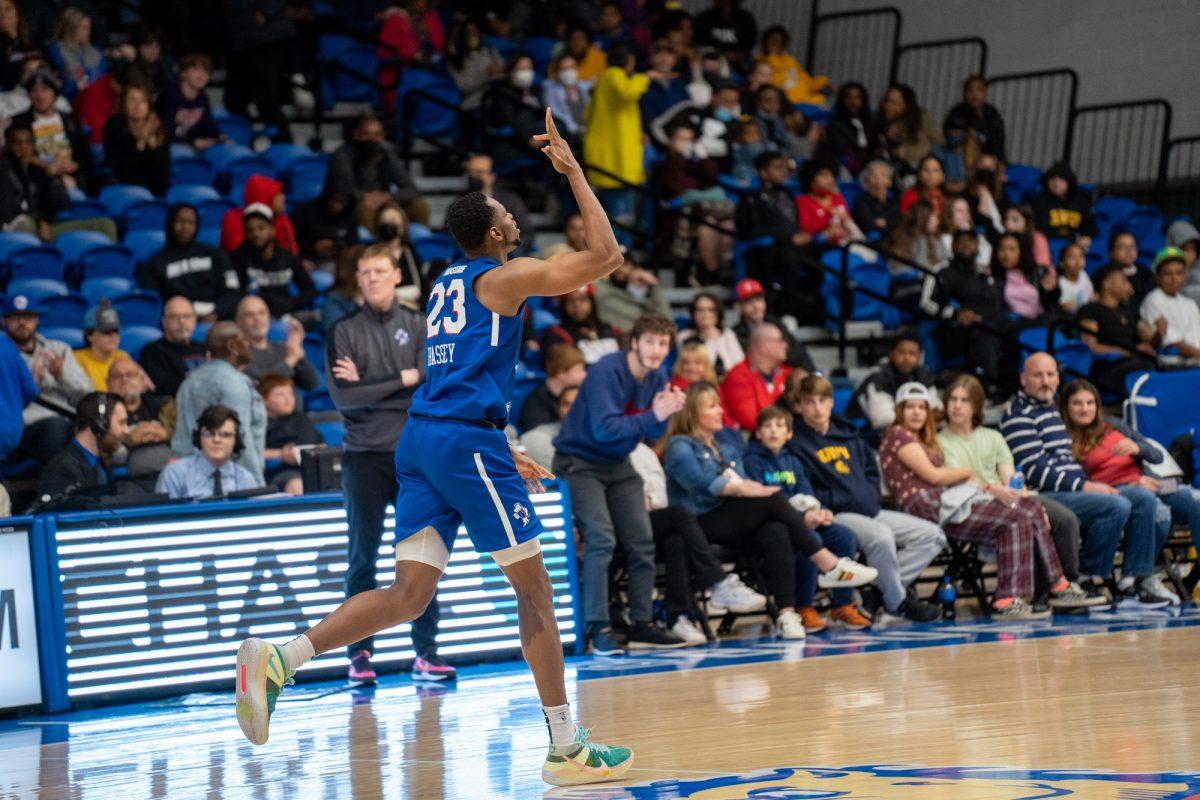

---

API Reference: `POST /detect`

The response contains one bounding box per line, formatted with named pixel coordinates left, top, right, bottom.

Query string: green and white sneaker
left=235, top=637, right=293, bottom=745
left=541, top=727, right=634, bottom=786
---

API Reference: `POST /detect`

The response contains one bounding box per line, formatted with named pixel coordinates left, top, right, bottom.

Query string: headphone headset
left=87, top=394, right=111, bottom=438
left=193, top=410, right=246, bottom=459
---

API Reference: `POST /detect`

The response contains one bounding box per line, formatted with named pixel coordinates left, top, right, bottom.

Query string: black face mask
left=974, top=168, right=996, bottom=187
left=353, top=140, right=383, bottom=161
left=376, top=222, right=399, bottom=241
left=466, top=176, right=486, bottom=193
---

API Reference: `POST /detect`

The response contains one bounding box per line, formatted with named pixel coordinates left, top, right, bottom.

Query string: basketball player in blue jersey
left=236, top=110, right=637, bottom=786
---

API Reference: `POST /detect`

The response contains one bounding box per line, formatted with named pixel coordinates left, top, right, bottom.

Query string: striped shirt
left=999, top=391, right=1087, bottom=493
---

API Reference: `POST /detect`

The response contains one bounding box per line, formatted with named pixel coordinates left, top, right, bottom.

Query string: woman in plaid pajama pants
left=878, top=383, right=1095, bottom=619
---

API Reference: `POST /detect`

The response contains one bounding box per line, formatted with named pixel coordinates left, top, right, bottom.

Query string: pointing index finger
left=545, top=107, right=561, bottom=142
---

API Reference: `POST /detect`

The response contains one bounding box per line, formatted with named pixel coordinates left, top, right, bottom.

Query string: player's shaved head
left=446, top=191, right=499, bottom=251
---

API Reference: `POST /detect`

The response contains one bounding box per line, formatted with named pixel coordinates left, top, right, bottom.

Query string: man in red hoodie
left=220, top=173, right=299, bottom=255
left=720, top=321, right=790, bottom=430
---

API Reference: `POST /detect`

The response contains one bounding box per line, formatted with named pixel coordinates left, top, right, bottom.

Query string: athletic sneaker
left=235, top=638, right=293, bottom=746
left=1116, top=579, right=1172, bottom=611
left=1142, top=574, right=1181, bottom=606
left=1048, top=580, right=1110, bottom=609
left=798, top=606, right=828, bottom=633
left=413, top=654, right=458, bottom=682
left=831, top=604, right=872, bottom=629
left=776, top=609, right=807, bottom=640
left=348, top=650, right=377, bottom=684
left=893, top=595, right=941, bottom=623
left=817, top=557, right=878, bottom=589
left=542, top=726, right=634, bottom=786
left=708, top=573, right=767, bottom=613
left=669, top=615, right=708, bottom=646
left=626, top=621, right=688, bottom=650
left=588, top=625, right=625, bottom=656
left=991, top=598, right=1052, bottom=620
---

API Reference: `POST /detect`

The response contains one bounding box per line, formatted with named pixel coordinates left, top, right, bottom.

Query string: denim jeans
left=341, top=450, right=440, bottom=658
left=597, top=189, right=636, bottom=249
left=1115, top=485, right=1162, bottom=577
left=794, top=523, right=858, bottom=608
left=1042, top=490, right=1128, bottom=578
left=1157, top=485, right=1200, bottom=552
left=554, top=453, right=657, bottom=625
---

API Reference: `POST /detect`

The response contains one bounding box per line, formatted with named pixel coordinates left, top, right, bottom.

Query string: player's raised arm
left=477, top=108, right=624, bottom=315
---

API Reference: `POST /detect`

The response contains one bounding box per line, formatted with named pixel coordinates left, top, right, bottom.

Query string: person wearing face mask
left=542, top=53, right=591, bottom=140
left=481, top=54, right=549, bottom=178
left=650, top=123, right=732, bottom=280
left=172, top=321, right=268, bottom=484
left=444, top=15, right=505, bottom=111
left=325, top=113, right=427, bottom=230
left=371, top=200, right=422, bottom=306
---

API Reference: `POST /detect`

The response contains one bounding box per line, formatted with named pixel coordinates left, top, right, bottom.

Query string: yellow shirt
left=575, top=46, right=609, bottom=83
left=583, top=67, right=650, bottom=189
left=73, top=347, right=129, bottom=391
left=760, top=53, right=829, bottom=106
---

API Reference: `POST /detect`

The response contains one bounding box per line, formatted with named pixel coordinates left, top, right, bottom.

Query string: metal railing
left=985, top=68, right=1079, bottom=169
left=808, top=7, right=901, bottom=103
left=890, top=37, right=987, bottom=124
left=1162, top=136, right=1200, bottom=222
left=1069, top=99, right=1172, bottom=198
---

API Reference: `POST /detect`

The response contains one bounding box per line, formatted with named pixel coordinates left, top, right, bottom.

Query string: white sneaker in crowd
left=775, top=609, right=807, bottom=640
left=669, top=615, right=708, bottom=646
left=709, top=573, right=767, bottom=613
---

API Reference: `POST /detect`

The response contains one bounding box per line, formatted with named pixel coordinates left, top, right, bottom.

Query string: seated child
left=260, top=375, right=324, bottom=495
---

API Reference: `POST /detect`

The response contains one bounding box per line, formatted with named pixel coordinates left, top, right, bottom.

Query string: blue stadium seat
left=264, top=143, right=312, bottom=176
left=1004, top=163, right=1042, bottom=200
left=524, top=36, right=560, bottom=74
left=99, top=184, right=155, bottom=217
left=1046, top=237, right=1070, bottom=266
left=56, top=200, right=108, bottom=221
left=197, top=198, right=236, bottom=230
left=203, top=141, right=255, bottom=173
left=39, top=325, right=85, bottom=349
left=311, top=270, right=334, bottom=294
left=0, top=231, right=42, bottom=262
left=5, top=277, right=69, bottom=303
left=112, top=290, right=164, bottom=326
left=1125, top=206, right=1163, bottom=242
left=395, top=69, right=460, bottom=140
left=166, top=184, right=222, bottom=206
left=412, top=234, right=460, bottom=269
left=8, top=246, right=67, bottom=282
left=214, top=113, right=253, bottom=146
left=285, top=156, right=329, bottom=203
left=318, top=35, right=379, bottom=108
left=192, top=320, right=212, bottom=344
left=54, top=230, right=112, bottom=266
left=170, top=142, right=196, bottom=159
left=120, top=324, right=164, bottom=359
left=80, top=276, right=135, bottom=304
left=1138, top=232, right=1167, bottom=263
left=79, top=245, right=137, bottom=281
left=482, top=35, right=517, bottom=60
left=314, top=419, right=345, bottom=447
left=225, top=158, right=274, bottom=200
left=268, top=318, right=288, bottom=342
left=820, top=248, right=899, bottom=328
left=37, top=293, right=88, bottom=328
left=305, top=388, right=335, bottom=411
left=170, top=157, right=216, bottom=187
left=303, top=332, right=325, bottom=371
left=197, top=227, right=220, bottom=246
left=837, top=180, right=863, bottom=209
left=123, top=200, right=169, bottom=232
left=124, top=230, right=167, bottom=265
left=1055, top=341, right=1093, bottom=380
left=732, top=236, right=773, bottom=282
left=1093, top=196, right=1137, bottom=227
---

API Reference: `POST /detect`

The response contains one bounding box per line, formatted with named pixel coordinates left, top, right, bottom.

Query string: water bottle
left=939, top=576, right=957, bottom=620
left=1009, top=471, right=1026, bottom=491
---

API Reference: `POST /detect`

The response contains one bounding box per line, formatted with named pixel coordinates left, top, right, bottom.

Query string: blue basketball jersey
left=409, top=256, right=523, bottom=424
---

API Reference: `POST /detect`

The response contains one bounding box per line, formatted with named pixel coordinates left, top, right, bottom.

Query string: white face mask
left=512, top=69, right=535, bottom=90
left=558, top=69, right=579, bottom=87
left=674, top=140, right=694, bottom=159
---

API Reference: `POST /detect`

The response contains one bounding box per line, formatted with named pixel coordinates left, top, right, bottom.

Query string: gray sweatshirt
left=325, top=300, right=426, bottom=452
left=18, top=334, right=94, bottom=424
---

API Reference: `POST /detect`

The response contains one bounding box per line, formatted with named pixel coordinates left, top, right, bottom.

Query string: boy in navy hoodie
left=744, top=406, right=871, bottom=632
left=786, top=374, right=945, bottom=622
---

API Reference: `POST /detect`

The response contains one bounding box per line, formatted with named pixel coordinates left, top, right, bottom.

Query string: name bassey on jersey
left=427, top=342, right=456, bottom=365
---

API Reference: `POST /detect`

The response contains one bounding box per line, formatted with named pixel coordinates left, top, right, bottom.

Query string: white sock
left=543, top=703, right=577, bottom=748
left=280, top=634, right=315, bottom=673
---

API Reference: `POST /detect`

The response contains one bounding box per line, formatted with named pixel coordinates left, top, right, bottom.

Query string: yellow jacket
left=583, top=67, right=650, bottom=189
left=74, top=347, right=129, bottom=392
left=575, top=46, right=609, bottom=83
left=760, top=53, right=829, bottom=106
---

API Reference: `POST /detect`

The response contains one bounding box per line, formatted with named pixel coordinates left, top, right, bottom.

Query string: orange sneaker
left=831, top=604, right=872, bottom=630
left=798, top=606, right=828, bottom=633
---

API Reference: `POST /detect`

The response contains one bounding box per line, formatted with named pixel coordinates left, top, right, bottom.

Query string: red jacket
left=797, top=192, right=851, bottom=239
left=219, top=174, right=300, bottom=255
left=720, top=359, right=790, bottom=430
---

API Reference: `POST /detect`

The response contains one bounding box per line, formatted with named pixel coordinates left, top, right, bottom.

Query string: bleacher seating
left=166, top=184, right=222, bottom=207
left=39, top=325, right=85, bottom=349
left=79, top=245, right=137, bottom=281
left=9, top=247, right=67, bottom=283
left=120, top=324, right=164, bottom=359
left=169, top=157, right=216, bottom=187
left=7, top=278, right=70, bottom=304
left=37, top=294, right=88, bottom=327
left=112, top=290, right=164, bottom=326
left=123, top=230, right=166, bottom=265
left=123, top=200, right=169, bottom=233
left=80, top=276, right=135, bottom=304
left=99, top=185, right=155, bottom=218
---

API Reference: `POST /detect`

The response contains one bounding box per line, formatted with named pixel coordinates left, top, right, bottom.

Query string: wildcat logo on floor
left=545, top=765, right=1200, bottom=799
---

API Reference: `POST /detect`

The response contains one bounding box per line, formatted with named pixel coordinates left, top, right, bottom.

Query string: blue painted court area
left=1, top=608, right=1197, bottom=798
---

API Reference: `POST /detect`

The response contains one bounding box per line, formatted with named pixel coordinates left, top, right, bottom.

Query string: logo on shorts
left=512, top=502, right=531, bottom=527
left=394, top=328, right=410, bottom=346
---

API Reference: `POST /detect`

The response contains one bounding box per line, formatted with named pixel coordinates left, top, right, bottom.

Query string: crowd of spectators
left=2, top=1, right=1199, bottom=656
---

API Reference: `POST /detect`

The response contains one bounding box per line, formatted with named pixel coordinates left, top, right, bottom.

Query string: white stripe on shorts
left=474, top=451, right=518, bottom=547
left=490, top=311, right=500, bottom=346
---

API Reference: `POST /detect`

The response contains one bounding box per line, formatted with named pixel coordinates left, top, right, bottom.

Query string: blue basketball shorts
left=393, top=415, right=544, bottom=558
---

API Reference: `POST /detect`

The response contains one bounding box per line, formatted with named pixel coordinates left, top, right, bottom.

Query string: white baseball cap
left=895, top=382, right=933, bottom=405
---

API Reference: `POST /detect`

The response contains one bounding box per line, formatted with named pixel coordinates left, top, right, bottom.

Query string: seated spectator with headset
left=32, top=392, right=129, bottom=510
left=157, top=404, right=258, bottom=499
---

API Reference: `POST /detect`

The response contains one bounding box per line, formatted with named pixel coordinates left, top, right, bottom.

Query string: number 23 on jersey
left=427, top=278, right=466, bottom=337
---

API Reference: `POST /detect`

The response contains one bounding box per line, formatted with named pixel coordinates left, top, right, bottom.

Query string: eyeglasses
left=162, top=314, right=195, bottom=322
left=201, top=430, right=236, bottom=441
